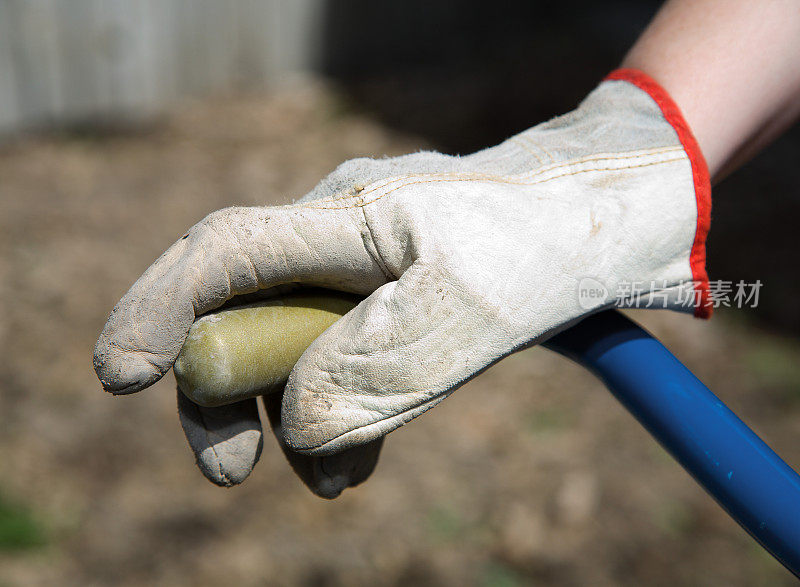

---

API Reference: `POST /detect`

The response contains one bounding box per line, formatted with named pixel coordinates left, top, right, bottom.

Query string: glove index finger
left=94, top=204, right=387, bottom=395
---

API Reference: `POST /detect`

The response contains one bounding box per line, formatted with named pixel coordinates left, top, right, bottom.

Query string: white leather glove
left=94, top=69, right=711, bottom=471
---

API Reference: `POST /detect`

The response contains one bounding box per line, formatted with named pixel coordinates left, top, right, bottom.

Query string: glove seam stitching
left=292, top=146, right=683, bottom=208
left=301, top=155, right=685, bottom=211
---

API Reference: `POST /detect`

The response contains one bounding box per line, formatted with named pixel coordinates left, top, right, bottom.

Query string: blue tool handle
left=543, top=310, right=800, bottom=577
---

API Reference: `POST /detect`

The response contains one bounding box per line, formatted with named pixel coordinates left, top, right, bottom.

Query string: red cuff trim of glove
left=605, top=68, right=712, bottom=319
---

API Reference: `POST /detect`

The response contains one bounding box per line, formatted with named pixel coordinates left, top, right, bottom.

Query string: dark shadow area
left=320, top=0, right=658, bottom=154
left=320, top=0, right=800, bottom=335
left=707, top=136, right=800, bottom=334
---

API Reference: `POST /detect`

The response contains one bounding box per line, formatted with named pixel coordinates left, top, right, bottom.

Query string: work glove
left=94, top=69, right=711, bottom=483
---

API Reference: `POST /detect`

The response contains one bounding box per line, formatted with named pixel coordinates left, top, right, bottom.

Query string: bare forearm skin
left=622, top=0, right=800, bottom=183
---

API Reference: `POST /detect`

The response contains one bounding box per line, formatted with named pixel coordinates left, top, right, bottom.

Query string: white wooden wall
left=0, top=0, right=323, bottom=134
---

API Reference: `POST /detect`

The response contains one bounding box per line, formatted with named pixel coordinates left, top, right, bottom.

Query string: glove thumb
left=282, top=261, right=498, bottom=455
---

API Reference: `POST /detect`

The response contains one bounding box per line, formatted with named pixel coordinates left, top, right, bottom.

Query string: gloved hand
left=94, top=69, right=711, bottom=476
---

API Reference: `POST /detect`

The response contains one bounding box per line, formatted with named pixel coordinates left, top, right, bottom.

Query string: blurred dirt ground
left=0, top=82, right=799, bottom=586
